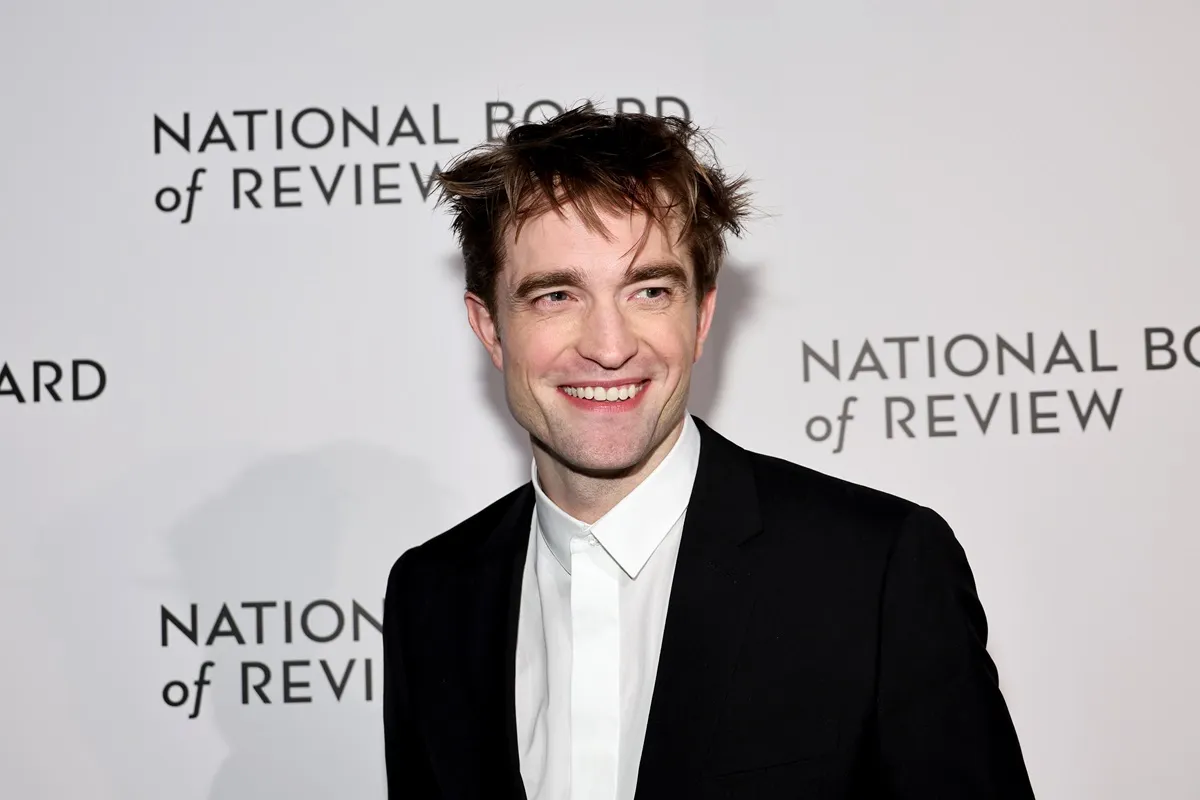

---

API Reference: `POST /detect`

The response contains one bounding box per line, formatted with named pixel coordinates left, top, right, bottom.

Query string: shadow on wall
left=446, top=251, right=758, bottom=464
left=36, top=443, right=442, bottom=800
left=28, top=250, right=753, bottom=800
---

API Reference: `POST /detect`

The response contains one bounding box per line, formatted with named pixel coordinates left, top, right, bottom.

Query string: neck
left=532, top=417, right=687, bottom=524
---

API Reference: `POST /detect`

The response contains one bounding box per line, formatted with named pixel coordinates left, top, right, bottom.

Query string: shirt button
left=586, top=534, right=599, bottom=546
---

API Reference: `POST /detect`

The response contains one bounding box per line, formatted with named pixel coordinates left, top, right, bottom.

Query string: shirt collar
left=532, top=414, right=702, bottom=579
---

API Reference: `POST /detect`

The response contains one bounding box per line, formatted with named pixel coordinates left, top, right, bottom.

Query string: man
left=383, top=105, right=1035, bottom=799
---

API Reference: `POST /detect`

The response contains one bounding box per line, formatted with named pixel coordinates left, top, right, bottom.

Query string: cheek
left=505, top=325, right=569, bottom=378
left=643, top=314, right=699, bottom=361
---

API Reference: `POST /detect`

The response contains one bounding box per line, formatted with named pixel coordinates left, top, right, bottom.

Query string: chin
left=558, top=439, right=651, bottom=477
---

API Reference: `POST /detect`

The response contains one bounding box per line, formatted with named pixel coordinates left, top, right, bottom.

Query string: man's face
left=466, top=200, right=716, bottom=476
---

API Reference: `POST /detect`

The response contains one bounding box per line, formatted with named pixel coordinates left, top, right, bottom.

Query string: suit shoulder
left=746, top=448, right=922, bottom=533
left=390, top=483, right=530, bottom=577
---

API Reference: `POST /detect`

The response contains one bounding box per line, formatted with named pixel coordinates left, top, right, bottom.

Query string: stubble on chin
left=532, top=415, right=677, bottom=481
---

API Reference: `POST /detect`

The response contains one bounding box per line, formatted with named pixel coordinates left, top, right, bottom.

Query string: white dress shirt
left=515, top=415, right=702, bottom=800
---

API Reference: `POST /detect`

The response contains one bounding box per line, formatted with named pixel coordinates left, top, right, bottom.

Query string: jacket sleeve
left=383, top=550, right=441, bottom=798
left=876, top=506, right=1036, bottom=798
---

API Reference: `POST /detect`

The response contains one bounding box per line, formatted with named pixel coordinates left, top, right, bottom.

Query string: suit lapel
left=634, top=417, right=764, bottom=798
left=446, top=483, right=532, bottom=800
left=465, top=418, right=761, bottom=799
left=500, top=489, right=534, bottom=800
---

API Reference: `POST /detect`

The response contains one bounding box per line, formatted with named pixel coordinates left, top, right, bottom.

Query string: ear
left=465, top=292, right=504, bottom=371
left=693, top=284, right=718, bottom=362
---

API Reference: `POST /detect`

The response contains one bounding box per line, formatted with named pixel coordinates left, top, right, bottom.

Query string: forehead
left=500, top=201, right=689, bottom=277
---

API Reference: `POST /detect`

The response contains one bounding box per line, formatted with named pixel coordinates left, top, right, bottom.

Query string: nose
left=576, top=299, right=638, bottom=370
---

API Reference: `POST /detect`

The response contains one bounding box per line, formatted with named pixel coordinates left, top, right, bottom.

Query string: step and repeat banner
left=2, top=2, right=1197, bottom=798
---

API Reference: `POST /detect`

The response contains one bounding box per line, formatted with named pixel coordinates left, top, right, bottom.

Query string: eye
left=635, top=287, right=671, bottom=300
left=539, top=290, right=571, bottom=304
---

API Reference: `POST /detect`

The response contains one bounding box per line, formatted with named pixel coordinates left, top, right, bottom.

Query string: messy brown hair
left=433, top=103, right=754, bottom=315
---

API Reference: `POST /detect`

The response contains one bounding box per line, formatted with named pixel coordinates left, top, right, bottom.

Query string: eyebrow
left=511, top=268, right=589, bottom=302
left=625, top=261, right=690, bottom=291
left=510, top=260, right=691, bottom=302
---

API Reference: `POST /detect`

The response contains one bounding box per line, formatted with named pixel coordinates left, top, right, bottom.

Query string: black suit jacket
left=383, top=417, right=1035, bottom=798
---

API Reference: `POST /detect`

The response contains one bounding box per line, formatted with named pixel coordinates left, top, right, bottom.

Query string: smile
left=560, top=381, right=646, bottom=402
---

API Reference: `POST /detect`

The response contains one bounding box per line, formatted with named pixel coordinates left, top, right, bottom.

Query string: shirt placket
left=569, top=532, right=620, bottom=800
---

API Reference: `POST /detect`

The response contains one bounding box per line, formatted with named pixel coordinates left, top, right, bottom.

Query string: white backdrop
left=2, top=2, right=1198, bottom=798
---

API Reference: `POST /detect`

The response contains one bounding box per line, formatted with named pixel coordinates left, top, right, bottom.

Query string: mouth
left=558, top=380, right=649, bottom=408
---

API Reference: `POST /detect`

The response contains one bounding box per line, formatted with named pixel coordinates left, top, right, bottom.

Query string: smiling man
left=382, top=105, right=1035, bottom=799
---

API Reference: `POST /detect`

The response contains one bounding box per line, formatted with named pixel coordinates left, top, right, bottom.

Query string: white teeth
left=563, top=383, right=643, bottom=402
